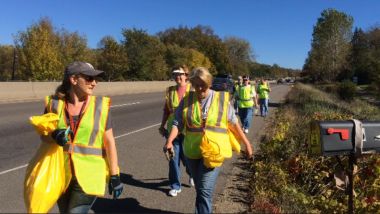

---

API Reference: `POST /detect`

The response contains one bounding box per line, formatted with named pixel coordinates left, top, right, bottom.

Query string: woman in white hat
left=159, top=65, right=194, bottom=197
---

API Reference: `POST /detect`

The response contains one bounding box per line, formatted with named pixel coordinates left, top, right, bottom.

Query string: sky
left=0, top=0, right=379, bottom=70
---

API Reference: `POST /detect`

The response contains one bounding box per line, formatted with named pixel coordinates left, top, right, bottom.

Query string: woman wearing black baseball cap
left=42, top=61, right=123, bottom=213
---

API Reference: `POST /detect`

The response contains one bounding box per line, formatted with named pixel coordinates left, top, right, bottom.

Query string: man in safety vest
left=159, top=65, right=193, bottom=197
left=257, top=78, right=271, bottom=117
left=235, top=75, right=258, bottom=134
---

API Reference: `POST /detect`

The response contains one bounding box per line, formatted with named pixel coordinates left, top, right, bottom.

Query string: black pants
left=57, top=177, right=96, bottom=213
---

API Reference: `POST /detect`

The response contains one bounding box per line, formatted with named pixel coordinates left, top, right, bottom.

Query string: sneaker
left=244, top=129, right=249, bottom=134
left=169, top=188, right=182, bottom=197
left=189, top=178, right=195, bottom=187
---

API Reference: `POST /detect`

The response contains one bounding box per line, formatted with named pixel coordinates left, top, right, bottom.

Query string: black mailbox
left=310, top=120, right=380, bottom=156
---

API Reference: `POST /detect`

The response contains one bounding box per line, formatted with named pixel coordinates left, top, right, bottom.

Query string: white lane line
left=110, top=102, right=140, bottom=108
left=115, top=123, right=160, bottom=139
left=0, top=164, right=28, bottom=175
left=0, top=122, right=160, bottom=176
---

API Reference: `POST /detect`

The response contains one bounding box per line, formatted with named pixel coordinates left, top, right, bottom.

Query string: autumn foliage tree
left=158, top=25, right=232, bottom=74
left=15, top=17, right=63, bottom=80
left=122, top=28, right=168, bottom=80
left=0, top=17, right=300, bottom=81
left=97, top=36, right=128, bottom=81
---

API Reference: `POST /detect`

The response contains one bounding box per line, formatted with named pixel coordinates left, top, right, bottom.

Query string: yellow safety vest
left=258, top=83, right=270, bottom=99
left=45, top=95, right=110, bottom=196
left=182, top=91, right=232, bottom=167
left=165, top=84, right=191, bottom=133
left=237, top=85, right=254, bottom=108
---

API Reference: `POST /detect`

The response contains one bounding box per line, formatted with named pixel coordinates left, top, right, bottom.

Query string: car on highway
left=211, top=74, right=234, bottom=95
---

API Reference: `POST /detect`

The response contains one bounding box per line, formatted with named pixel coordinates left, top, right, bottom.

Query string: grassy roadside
left=249, top=83, right=380, bottom=213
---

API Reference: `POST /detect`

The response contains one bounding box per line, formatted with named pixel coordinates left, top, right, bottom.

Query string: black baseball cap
left=65, top=61, right=104, bottom=76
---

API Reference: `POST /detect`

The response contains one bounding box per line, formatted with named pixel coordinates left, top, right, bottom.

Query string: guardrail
left=0, top=81, right=173, bottom=103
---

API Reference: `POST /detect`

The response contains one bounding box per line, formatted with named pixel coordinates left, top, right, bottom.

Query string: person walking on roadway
left=233, top=75, right=243, bottom=115
left=42, top=61, right=123, bottom=213
left=235, top=75, right=257, bottom=134
left=159, top=65, right=194, bottom=197
left=257, top=78, right=271, bottom=117
left=164, top=67, right=253, bottom=213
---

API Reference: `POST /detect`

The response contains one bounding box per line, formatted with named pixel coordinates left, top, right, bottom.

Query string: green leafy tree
left=350, top=28, right=371, bottom=84
left=58, top=30, right=92, bottom=66
left=15, top=17, right=63, bottom=80
left=0, top=45, right=14, bottom=80
left=305, top=9, right=353, bottom=82
left=366, top=27, right=380, bottom=90
left=249, top=62, right=271, bottom=79
left=122, top=28, right=167, bottom=80
left=97, top=36, right=128, bottom=81
left=158, top=25, right=231, bottom=74
left=224, top=36, right=254, bottom=77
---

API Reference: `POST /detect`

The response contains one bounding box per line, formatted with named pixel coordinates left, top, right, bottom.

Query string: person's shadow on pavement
left=92, top=197, right=178, bottom=213
left=120, top=173, right=171, bottom=194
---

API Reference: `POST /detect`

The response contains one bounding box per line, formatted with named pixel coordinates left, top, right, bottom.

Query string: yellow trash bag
left=228, top=124, right=241, bottom=153
left=200, top=134, right=225, bottom=168
left=24, top=113, right=66, bottom=213
left=29, top=113, right=59, bottom=136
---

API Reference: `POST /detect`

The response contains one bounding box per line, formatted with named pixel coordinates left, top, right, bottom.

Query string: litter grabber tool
left=163, top=146, right=175, bottom=161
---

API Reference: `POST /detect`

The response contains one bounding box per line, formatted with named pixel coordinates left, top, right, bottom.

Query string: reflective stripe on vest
left=63, top=143, right=106, bottom=156
left=46, top=95, right=110, bottom=195
left=183, top=91, right=230, bottom=159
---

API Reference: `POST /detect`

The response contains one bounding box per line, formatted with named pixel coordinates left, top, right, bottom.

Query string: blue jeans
left=259, top=98, right=269, bottom=117
left=187, top=159, right=221, bottom=214
left=57, top=177, right=96, bottom=213
left=169, top=135, right=191, bottom=190
left=238, top=107, right=253, bottom=129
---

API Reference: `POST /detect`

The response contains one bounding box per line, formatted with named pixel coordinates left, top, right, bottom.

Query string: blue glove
left=108, top=175, right=123, bottom=199
left=51, top=128, right=73, bottom=146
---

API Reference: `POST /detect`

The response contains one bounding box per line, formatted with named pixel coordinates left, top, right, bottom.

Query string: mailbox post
left=310, top=120, right=380, bottom=213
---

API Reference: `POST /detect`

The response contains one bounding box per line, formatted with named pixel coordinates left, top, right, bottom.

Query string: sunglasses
left=78, top=74, right=99, bottom=83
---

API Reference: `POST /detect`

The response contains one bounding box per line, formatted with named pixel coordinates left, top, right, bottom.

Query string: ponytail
left=54, top=76, right=71, bottom=99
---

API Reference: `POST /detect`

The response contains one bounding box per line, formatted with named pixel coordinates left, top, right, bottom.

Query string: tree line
left=0, top=17, right=298, bottom=81
left=303, top=8, right=380, bottom=90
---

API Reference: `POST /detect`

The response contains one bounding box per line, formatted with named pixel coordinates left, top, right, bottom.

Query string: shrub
left=337, top=81, right=357, bottom=101
left=250, top=83, right=380, bottom=213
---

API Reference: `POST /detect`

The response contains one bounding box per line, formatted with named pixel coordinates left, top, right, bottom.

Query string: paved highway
left=0, top=84, right=290, bottom=213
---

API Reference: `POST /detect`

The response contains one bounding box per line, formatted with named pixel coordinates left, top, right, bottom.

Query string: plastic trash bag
left=24, top=113, right=65, bottom=213
left=200, top=134, right=225, bottom=168
left=228, top=124, right=241, bottom=153
left=228, top=129, right=241, bottom=153
left=200, top=130, right=233, bottom=168
left=29, top=113, right=59, bottom=136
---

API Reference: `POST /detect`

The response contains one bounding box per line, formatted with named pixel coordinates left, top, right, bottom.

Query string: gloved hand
left=108, top=174, right=123, bottom=199
left=158, top=126, right=168, bottom=138
left=51, top=128, right=73, bottom=146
